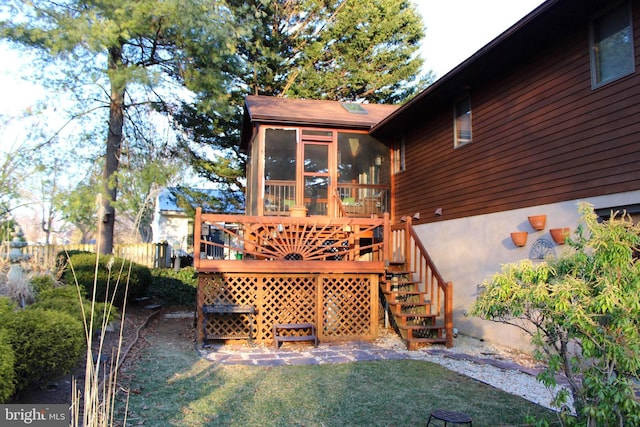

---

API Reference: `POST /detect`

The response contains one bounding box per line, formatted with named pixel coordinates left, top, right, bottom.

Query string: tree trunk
left=98, top=45, right=125, bottom=255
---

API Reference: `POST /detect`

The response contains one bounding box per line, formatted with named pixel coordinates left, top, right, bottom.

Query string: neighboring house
left=193, top=0, right=640, bottom=351
left=370, top=0, right=640, bottom=349
left=152, top=187, right=244, bottom=255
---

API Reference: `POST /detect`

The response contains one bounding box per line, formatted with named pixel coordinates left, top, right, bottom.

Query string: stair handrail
left=390, top=217, right=453, bottom=348
left=333, top=188, right=348, bottom=217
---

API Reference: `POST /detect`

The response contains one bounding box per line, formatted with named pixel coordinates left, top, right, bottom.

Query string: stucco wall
left=413, top=189, right=640, bottom=352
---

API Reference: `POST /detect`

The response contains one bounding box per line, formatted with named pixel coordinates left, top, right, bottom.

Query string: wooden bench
left=202, top=304, right=255, bottom=344
left=273, top=323, right=318, bottom=348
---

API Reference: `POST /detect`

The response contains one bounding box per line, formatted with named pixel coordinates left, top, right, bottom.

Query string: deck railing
left=390, top=217, right=454, bottom=348
left=194, top=208, right=389, bottom=273
left=264, top=180, right=389, bottom=218
left=335, top=183, right=388, bottom=218
left=264, top=180, right=296, bottom=215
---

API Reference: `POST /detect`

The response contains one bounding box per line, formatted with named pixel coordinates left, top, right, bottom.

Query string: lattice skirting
left=198, top=273, right=379, bottom=344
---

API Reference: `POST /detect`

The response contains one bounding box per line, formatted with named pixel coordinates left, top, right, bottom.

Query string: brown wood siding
left=394, top=1, right=640, bottom=222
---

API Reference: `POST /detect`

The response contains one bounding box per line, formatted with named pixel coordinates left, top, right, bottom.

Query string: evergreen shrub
left=55, top=249, right=93, bottom=272
left=5, top=309, right=84, bottom=392
left=60, top=253, right=151, bottom=306
left=0, top=296, right=15, bottom=321
left=30, top=285, right=117, bottom=331
left=29, top=274, right=57, bottom=294
left=150, top=267, right=197, bottom=307
left=0, top=329, right=15, bottom=403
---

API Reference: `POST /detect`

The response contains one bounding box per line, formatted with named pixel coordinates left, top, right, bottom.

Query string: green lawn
left=117, top=325, right=560, bottom=427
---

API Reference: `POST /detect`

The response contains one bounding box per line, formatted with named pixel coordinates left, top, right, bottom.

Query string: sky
left=415, top=0, right=546, bottom=78
left=0, top=1, right=548, bottom=124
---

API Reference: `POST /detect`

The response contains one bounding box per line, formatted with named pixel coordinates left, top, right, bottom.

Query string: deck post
left=404, top=216, right=412, bottom=268
left=383, top=212, right=391, bottom=263
left=445, top=281, right=454, bottom=348
left=194, top=207, right=202, bottom=268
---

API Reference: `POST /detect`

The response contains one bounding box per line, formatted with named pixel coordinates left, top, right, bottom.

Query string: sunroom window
left=590, top=1, right=635, bottom=88
left=264, top=128, right=297, bottom=215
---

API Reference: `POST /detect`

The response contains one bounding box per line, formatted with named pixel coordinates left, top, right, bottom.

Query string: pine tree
left=175, top=0, right=429, bottom=196
left=0, top=0, right=235, bottom=253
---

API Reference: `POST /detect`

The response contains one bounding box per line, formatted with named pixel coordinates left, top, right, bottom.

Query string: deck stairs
left=381, top=263, right=448, bottom=350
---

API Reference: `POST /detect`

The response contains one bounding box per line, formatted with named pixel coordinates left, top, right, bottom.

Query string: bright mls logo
left=1, top=405, right=67, bottom=426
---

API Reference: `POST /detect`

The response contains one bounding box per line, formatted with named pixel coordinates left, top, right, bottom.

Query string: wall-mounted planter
left=511, top=231, right=528, bottom=247
left=528, top=215, right=547, bottom=231
left=550, top=228, right=570, bottom=245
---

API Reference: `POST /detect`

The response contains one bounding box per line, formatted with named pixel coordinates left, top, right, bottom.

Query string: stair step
left=383, top=279, right=419, bottom=285
left=406, top=337, right=447, bottom=350
left=384, top=291, right=425, bottom=299
left=385, top=293, right=429, bottom=301
left=385, top=270, right=415, bottom=276
left=383, top=290, right=422, bottom=296
left=391, top=309, right=432, bottom=318
left=397, top=324, right=441, bottom=331
left=384, top=295, right=423, bottom=304
left=393, top=309, right=436, bottom=317
left=385, top=295, right=425, bottom=305
left=383, top=282, right=419, bottom=292
left=387, top=302, right=431, bottom=313
left=394, top=312, right=437, bottom=326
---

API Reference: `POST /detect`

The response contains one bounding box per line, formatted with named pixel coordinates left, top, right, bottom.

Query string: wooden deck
left=194, top=209, right=453, bottom=348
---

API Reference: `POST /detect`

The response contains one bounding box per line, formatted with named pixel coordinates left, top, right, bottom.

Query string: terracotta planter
left=289, top=206, right=308, bottom=217
left=550, top=228, right=570, bottom=245
left=510, top=231, right=528, bottom=247
left=528, top=215, right=547, bottom=231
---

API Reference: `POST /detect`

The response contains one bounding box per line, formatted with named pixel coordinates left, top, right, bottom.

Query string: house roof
left=371, top=0, right=592, bottom=136
left=240, top=95, right=399, bottom=150
left=245, top=95, right=398, bottom=127
left=158, top=187, right=244, bottom=214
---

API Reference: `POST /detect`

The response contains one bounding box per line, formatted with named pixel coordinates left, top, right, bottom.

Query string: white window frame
left=590, top=0, right=635, bottom=89
left=453, top=95, right=472, bottom=148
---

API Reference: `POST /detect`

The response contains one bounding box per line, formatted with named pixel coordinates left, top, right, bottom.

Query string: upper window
left=454, top=96, right=472, bottom=148
left=590, top=1, right=635, bottom=88
left=393, top=135, right=405, bottom=173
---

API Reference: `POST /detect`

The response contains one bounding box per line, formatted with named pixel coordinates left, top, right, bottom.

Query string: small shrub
left=0, top=298, right=17, bottom=401
left=30, top=285, right=117, bottom=331
left=150, top=267, right=197, bottom=307
left=0, top=329, right=15, bottom=403
left=5, top=308, right=84, bottom=392
left=0, top=296, right=15, bottom=321
left=29, top=273, right=57, bottom=294
left=55, top=249, right=93, bottom=275
left=37, top=284, right=86, bottom=300
left=60, top=253, right=151, bottom=306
